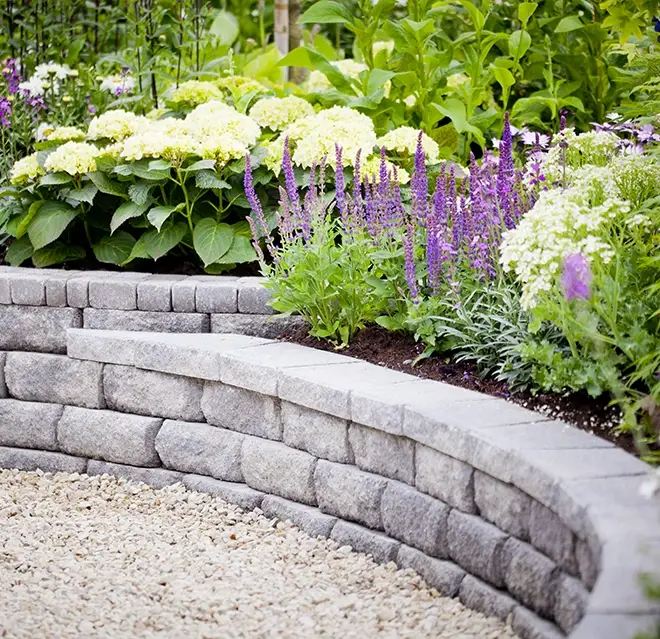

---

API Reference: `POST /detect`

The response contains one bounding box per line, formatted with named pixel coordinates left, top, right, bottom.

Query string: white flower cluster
left=9, top=153, right=44, bottom=184
left=87, top=110, right=144, bottom=141
left=377, top=126, right=440, bottom=164
left=501, top=167, right=629, bottom=309
left=249, top=96, right=315, bottom=131
left=19, top=62, right=74, bottom=96
left=306, top=59, right=368, bottom=93
left=169, top=80, right=223, bottom=105
left=99, top=74, right=136, bottom=95
left=46, top=126, right=86, bottom=142
left=44, top=141, right=98, bottom=176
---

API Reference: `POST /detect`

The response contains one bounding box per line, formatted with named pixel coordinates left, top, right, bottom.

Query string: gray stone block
left=171, top=279, right=197, bottom=312
left=196, top=280, right=238, bottom=313
left=381, top=480, right=449, bottom=558
left=314, top=460, right=387, bottom=530
left=182, top=474, right=264, bottom=511
left=88, top=273, right=150, bottom=310
left=575, top=538, right=598, bottom=590
left=66, top=329, right=141, bottom=366
left=330, top=520, right=400, bottom=565
left=0, top=352, right=6, bottom=398
left=211, top=313, right=306, bottom=339
left=0, top=446, right=87, bottom=474
left=155, top=420, right=244, bottom=481
left=415, top=444, right=476, bottom=513
left=241, top=437, right=317, bottom=505
left=104, top=364, right=204, bottom=421
left=83, top=308, right=209, bottom=333
left=5, top=352, right=104, bottom=409
left=58, top=406, right=162, bottom=467
left=475, top=471, right=532, bottom=541
left=554, top=574, right=588, bottom=633
left=512, top=608, right=564, bottom=639
left=282, top=401, right=351, bottom=463
left=45, top=272, right=73, bottom=307
left=0, top=399, right=63, bottom=450
left=529, top=501, right=577, bottom=574
left=87, top=460, right=184, bottom=489
left=202, top=382, right=281, bottom=440
left=0, top=272, right=9, bottom=304
left=447, top=510, right=508, bottom=587
left=459, top=575, right=517, bottom=622
left=261, top=495, right=337, bottom=538
left=0, top=305, right=82, bottom=353
left=137, top=275, right=185, bottom=311
left=349, top=424, right=415, bottom=485
left=10, top=272, right=46, bottom=305
left=237, top=277, right=273, bottom=314
left=396, top=545, right=466, bottom=597
left=66, top=274, right=92, bottom=308
left=502, top=538, right=557, bottom=618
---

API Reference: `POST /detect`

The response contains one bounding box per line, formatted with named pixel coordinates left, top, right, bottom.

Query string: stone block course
left=575, top=538, right=598, bottom=590
left=155, top=420, right=244, bottom=481
left=0, top=305, right=81, bottom=353
left=314, top=460, right=387, bottom=530
left=261, top=496, right=337, bottom=539
left=83, top=308, right=209, bottom=333
left=0, top=352, right=6, bottom=398
left=171, top=279, right=197, bottom=312
left=241, top=437, right=317, bottom=505
left=211, top=313, right=306, bottom=339
left=330, top=520, right=400, bottom=565
left=237, top=278, right=273, bottom=314
left=137, top=275, right=185, bottom=311
left=348, top=424, right=415, bottom=485
left=57, top=406, right=162, bottom=467
left=88, top=273, right=150, bottom=310
left=381, top=480, right=449, bottom=558
left=396, top=545, right=466, bottom=597
left=5, top=352, right=104, bottom=408
left=502, top=537, right=557, bottom=619
left=45, top=273, right=73, bottom=307
left=87, top=460, right=184, bottom=489
left=202, top=382, right=281, bottom=440
left=458, top=575, right=517, bottom=622
left=474, top=471, right=532, bottom=541
left=282, top=402, right=351, bottom=463
left=10, top=272, right=47, bottom=305
left=447, top=510, right=508, bottom=588
left=0, top=399, right=62, bottom=450
left=104, top=364, right=204, bottom=421
left=0, top=446, right=87, bottom=474
left=554, top=574, right=589, bottom=634
left=511, top=608, right=564, bottom=639
left=415, top=445, right=476, bottom=513
left=529, top=500, right=577, bottom=575
left=195, top=279, right=238, bottom=313
left=182, top=474, right=264, bottom=510
left=0, top=271, right=10, bottom=304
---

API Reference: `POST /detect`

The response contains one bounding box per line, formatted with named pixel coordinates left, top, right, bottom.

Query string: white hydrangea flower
left=377, top=126, right=440, bottom=164
left=249, top=96, right=314, bottom=131
left=87, top=110, right=146, bottom=141
left=9, top=153, right=44, bottom=184
left=186, top=100, right=261, bottom=148
left=446, top=73, right=470, bottom=90
left=44, top=141, right=98, bottom=175
left=306, top=59, right=368, bottom=93
left=47, top=126, right=86, bottom=142
left=169, top=80, right=223, bottom=105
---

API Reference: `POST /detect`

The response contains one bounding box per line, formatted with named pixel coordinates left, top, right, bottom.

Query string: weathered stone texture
left=474, top=471, right=532, bottom=540
left=0, top=399, right=62, bottom=450
left=0, top=305, right=82, bottom=353
left=87, top=460, right=184, bottom=489
left=83, top=308, right=209, bottom=333
left=458, top=575, right=517, bottom=622
left=0, top=446, right=86, bottom=474
left=182, top=474, right=264, bottom=511
left=397, top=545, right=466, bottom=597
left=261, top=496, right=337, bottom=539
left=330, top=521, right=400, bottom=565
left=529, top=500, right=577, bottom=574
left=554, top=574, right=589, bottom=634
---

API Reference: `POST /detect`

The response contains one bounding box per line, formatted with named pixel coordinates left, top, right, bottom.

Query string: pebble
left=0, top=470, right=518, bottom=638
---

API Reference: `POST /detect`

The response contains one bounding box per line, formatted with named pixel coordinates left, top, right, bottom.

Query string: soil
left=281, top=325, right=641, bottom=456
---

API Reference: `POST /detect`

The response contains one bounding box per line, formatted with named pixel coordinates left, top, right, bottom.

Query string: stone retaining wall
left=0, top=329, right=658, bottom=639
left=0, top=266, right=302, bottom=351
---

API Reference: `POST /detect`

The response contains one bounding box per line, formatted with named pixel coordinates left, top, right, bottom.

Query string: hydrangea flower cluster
left=46, top=126, right=86, bottom=142
left=9, top=153, right=44, bottom=184
left=87, top=109, right=144, bottom=141
left=216, top=75, right=268, bottom=99
left=44, top=141, right=98, bottom=175
left=249, top=96, right=314, bottom=131
left=169, top=80, right=223, bottom=105
left=377, top=126, right=440, bottom=164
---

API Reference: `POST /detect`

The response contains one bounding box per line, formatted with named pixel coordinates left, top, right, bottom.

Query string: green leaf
left=456, top=0, right=486, bottom=32
left=518, top=3, right=538, bottom=27
left=195, top=169, right=232, bottom=190
left=509, top=30, right=531, bottom=60
left=193, top=218, right=234, bottom=267
left=5, top=236, right=34, bottom=266
left=122, top=234, right=150, bottom=264
left=32, top=242, right=85, bottom=268
left=278, top=47, right=354, bottom=93
left=148, top=159, right=172, bottom=171
left=28, top=201, right=77, bottom=250
left=147, top=205, right=177, bottom=232
left=92, top=231, right=136, bottom=265
left=181, top=159, right=216, bottom=172
left=366, top=69, right=396, bottom=96
left=492, top=66, right=516, bottom=90
left=130, top=162, right=171, bottom=181
left=298, top=0, right=352, bottom=24
left=209, top=9, right=239, bottom=46
left=128, top=181, right=152, bottom=206
left=66, top=182, right=98, bottom=205
left=142, top=222, right=188, bottom=260
left=555, top=15, right=583, bottom=33
left=110, top=200, right=150, bottom=234
left=214, top=235, right=257, bottom=264
left=430, top=99, right=484, bottom=144
left=15, top=200, right=45, bottom=239
left=40, top=172, right=73, bottom=186
left=88, top=171, right=129, bottom=198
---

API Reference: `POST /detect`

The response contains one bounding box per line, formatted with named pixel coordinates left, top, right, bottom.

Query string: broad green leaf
left=195, top=169, right=232, bottom=190
left=88, top=171, right=129, bottom=198
left=298, top=0, right=352, bottom=24
left=32, top=242, right=85, bottom=268
left=278, top=47, right=354, bottom=93
left=128, top=181, right=152, bottom=206
left=5, top=236, right=34, bottom=266
left=456, top=0, right=486, bottom=32
left=142, top=222, right=188, bottom=260
left=147, top=205, right=176, bottom=232
left=113, top=164, right=134, bottom=177
left=518, top=3, right=538, bottom=27
left=122, top=234, right=150, bottom=264
left=214, top=235, right=257, bottom=264
left=28, top=201, right=77, bottom=250
left=92, top=231, right=136, bottom=265
left=209, top=9, right=239, bottom=46
left=193, top=218, right=234, bottom=267
left=129, top=161, right=171, bottom=181
left=181, top=159, right=216, bottom=172
left=430, top=99, right=484, bottom=144
left=66, top=182, right=98, bottom=205
left=555, top=15, right=583, bottom=33
left=15, top=200, right=45, bottom=239
left=40, top=172, right=73, bottom=186
left=110, top=200, right=149, bottom=234
left=366, top=69, right=396, bottom=96
left=148, top=159, right=172, bottom=171
left=509, top=30, right=531, bottom=60
left=492, top=66, right=516, bottom=90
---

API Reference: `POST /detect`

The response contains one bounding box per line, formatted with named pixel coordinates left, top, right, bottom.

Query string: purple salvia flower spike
left=282, top=136, right=301, bottom=220
left=562, top=253, right=592, bottom=301
left=335, top=144, right=348, bottom=228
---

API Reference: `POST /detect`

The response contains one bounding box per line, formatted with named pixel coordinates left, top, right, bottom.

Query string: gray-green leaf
left=40, top=172, right=73, bottom=186
left=195, top=170, right=231, bottom=190
left=92, top=231, right=136, bottom=265
left=110, top=200, right=150, bottom=234
left=67, top=182, right=98, bottom=205
left=214, top=234, right=257, bottom=264
left=28, top=201, right=77, bottom=250
left=88, top=171, right=129, bottom=198
left=5, top=236, right=34, bottom=266
left=142, top=222, right=188, bottom=260
left=147, top=205, right=176, bottom=232
left=193, top=218, right=234, bottom=267
left=128, top=181, right=152, bottom=206
left=32, top=242, right=85, bottom=267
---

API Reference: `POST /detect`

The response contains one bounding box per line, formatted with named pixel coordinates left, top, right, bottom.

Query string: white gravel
left=0, top=469, right=518, bottom=639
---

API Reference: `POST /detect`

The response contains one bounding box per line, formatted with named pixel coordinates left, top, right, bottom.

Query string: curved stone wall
left=1, top=327, right=659, bottom=639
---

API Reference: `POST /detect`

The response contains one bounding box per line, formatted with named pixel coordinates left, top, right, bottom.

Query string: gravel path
left=0, top=470, right=518, bottom=639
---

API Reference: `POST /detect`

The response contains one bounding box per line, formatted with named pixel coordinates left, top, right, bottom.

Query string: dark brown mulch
left=280, top=325, right=639, bottom=456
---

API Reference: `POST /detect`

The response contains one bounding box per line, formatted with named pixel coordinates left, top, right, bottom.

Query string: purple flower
left=334, top=144, right=347, bottom=227
left=411, top=132, right=428, bottom=226
left=244, top=153, right=275, bottom=259
left=0, top=97, right=11, bottom=126
left=2, top=58, right=21, bottom=94
left=562, top=253, right=593, bottom=301
left=496, top=112, right=515, bottom=229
